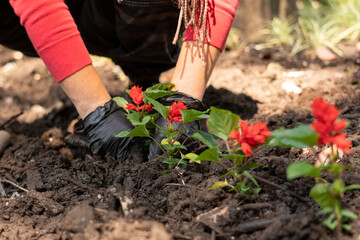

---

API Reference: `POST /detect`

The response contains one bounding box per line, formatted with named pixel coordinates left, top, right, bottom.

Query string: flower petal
left=125, top=103, right=137, bottom=110
left=241, top=142, right=253, bottom=157
left=334, top=133, right=351, bottom=153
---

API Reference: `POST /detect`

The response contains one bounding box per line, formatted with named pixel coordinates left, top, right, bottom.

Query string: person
left=1, top=0, right=240, bottom=161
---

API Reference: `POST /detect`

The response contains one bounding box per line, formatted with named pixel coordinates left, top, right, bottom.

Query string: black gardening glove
left=148, top=92, right=208, bottom=160
left=72, top=99, right=135, bottom=162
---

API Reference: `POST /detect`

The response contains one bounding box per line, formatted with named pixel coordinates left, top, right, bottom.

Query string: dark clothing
left=1, top=0, right=181, bottom=86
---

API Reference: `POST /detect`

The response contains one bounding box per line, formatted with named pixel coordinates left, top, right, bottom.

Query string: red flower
left=167, top=100, right=187, bottom=123
left=126, top=103, right=153, bottom=112
left=125, top=85, right=153, bottom=112
left=230, top=120, right=271, bottom=157
left=311, top=97, right=351, bottom=153
left=128, top=85, right=144, bottom=105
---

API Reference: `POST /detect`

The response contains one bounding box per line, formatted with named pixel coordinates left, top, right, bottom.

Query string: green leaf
left=333, top=179, right=346, bottom=196
left=219, top=172, right=232, bottom=179
left=344, top=184, right=360, bottom=191
left=208, top=107, right=239, bottom=141
left=341, top=210, right=358, bottom=220
left=113, top=96, right=129, bottom=110
left=161, top=139, right=187, bottom=153
left=126, top=113, right=151, bottom=126
left=243, top=171, right=259, bottom=187
left=161, top=138, right=177, bottom=145
left=181, top=109, right=209, bottom=123
left=322, top=213, right=337, bottom=230
left=209, top=180, right=228, bottom=190
left=324, top=163, right=344, bottom=177
left=115, top=125, right=150, bottom=138
left=162, top=170, right=172, bottom=175
left=182, top=153, right=200, bottom=163
left=194, top=147, right=220, bottom=162
left=146, top=82, right=175, bottom=91
left=310, top=183, right=338, bottom=209
left=342, top=224, right=352, bottom=232
left=144, top=89, right=177, bottom=100
left=286, top=162, right=321, bottom=180
left=163, top=158, right=186, bottom=169
left=164, top=144, right=187, bottom=152
left=190, top=131, right=219, bottom=148
left=317, top=207, right=333, bottom=215
left=143, top=94, right=170, bottom=119
left=268, top=125, right=318, bottom=149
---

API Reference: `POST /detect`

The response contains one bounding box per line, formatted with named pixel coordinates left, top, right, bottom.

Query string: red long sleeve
left=9, top=0, right=92, bottom=82
left=183, top=0, right=240, bottom=51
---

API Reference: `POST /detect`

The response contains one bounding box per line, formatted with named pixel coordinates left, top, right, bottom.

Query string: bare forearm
left=59, top=64, right=111, bottom=119
left=171, top=41, right=221, bottom=101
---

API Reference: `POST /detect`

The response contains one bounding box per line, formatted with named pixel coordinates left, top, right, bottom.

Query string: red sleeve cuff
left=10, top=0, right=92, bottom=82
left=38, top=35, right=92, bottom=82
left=183, top=0, right=239, bottom=51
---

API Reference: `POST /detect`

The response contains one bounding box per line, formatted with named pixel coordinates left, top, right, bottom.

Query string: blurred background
left=228, top=0, right=360, bottom=60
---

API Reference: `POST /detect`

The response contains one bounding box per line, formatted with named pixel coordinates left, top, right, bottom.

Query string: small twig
left=1, top=179, right=28, bottom=193
left=239, top=202, right=272, bottom=211
left=253, top=175, right=308, bottom=202
left=236, top=214, right=296, bottom=233
left=164, top=183, right=205, bottom=192
left=0, top=111, right=23, bottom=129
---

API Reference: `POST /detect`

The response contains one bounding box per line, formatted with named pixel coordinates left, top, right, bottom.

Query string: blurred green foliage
left=259, top=0, right=360, bottom=56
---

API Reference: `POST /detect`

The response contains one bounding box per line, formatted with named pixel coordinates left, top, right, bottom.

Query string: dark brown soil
left=1, top=43, right=360, bottom=240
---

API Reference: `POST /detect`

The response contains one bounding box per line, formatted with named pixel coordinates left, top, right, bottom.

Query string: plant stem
left=225, top=140, right=232, bottom=154
left=219, top=161, right=243, bottom=183
left=335, top=204, right=342, bottom=237
left=173, top=123, right=185, bottom=143
left=139, top=105, right=145, bottom=121
left=148, top=136, right=168, bottom=156
left=175, top=158, right=184, bottom=169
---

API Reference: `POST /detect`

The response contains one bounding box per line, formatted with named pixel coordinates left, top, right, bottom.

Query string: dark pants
left=0, top=0, right=181, bottom=87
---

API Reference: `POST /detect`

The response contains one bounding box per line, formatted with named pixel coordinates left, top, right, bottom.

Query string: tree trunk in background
left=233, top=0, right=298, bottom=42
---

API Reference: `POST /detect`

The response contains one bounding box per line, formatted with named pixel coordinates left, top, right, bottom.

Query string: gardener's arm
left=171, top=41, right=220, bottom=101
left=59, top=65, right=111, bottom=119
left=171, top=0, right=239, bottom=100
left=10, top=0, right=134, bottom=161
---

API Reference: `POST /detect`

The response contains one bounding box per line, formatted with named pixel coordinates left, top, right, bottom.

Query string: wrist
left=59, top=65, right=112, bottom=119
left=171, top=41, right=220, bottom=100
left=77, top=97, right=111, bottom=119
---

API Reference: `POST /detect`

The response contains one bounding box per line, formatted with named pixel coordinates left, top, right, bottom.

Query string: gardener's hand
left=148, top=92, right=208, bottom=160
left=74, top=99, right=135, bottom=162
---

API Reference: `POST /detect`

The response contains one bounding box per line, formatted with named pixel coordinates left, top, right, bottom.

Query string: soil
left=1, top=43, right=360, bottom=240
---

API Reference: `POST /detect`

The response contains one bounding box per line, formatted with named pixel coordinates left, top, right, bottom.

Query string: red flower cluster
left=311, top=97, right=351, bottom=153
left=125, top=85, right=153, bottom=112
left=167, top=100, right=187, bottom=123
left=230, top=120, right=271, bottom=157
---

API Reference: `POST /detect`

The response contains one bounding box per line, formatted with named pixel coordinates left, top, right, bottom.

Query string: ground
left=0, top=43, right=360, bottom=240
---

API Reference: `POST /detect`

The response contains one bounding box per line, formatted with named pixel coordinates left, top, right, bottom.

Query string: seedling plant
left=269, top=97, right=360, bottom=233
left=115, top=83, right=209, bottom=172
